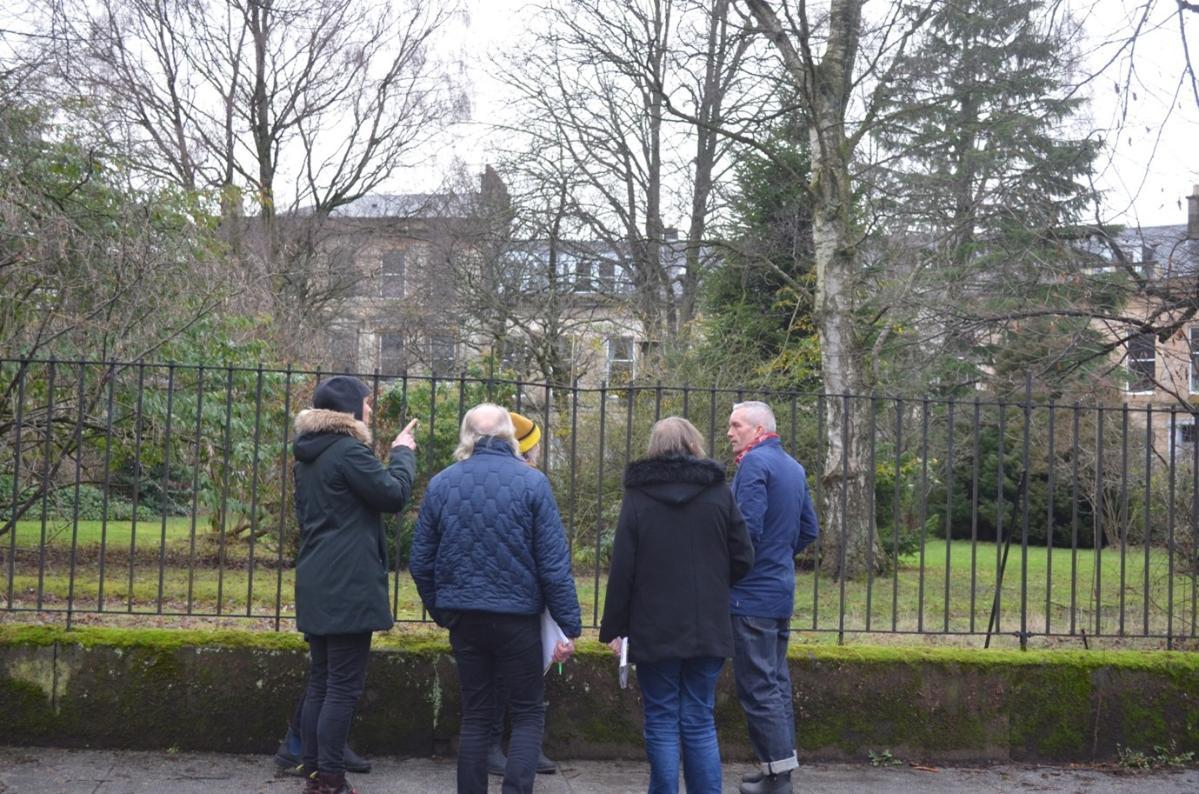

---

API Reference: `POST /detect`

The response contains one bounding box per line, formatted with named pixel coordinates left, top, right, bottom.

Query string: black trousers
left=301, top=632, right=372, bottom=775
left=450, top=612, right=543, bottom=794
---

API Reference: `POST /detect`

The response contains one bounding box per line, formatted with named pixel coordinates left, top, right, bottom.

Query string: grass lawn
left=9, top=517, right=214, bottom=550
left=3, top=528, right=1196, bottom=645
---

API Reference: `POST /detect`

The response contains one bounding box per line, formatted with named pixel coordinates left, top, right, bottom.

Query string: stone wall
left=2, top=626, right=1196, bottom=762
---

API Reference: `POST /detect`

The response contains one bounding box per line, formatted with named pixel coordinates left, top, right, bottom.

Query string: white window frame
left=605, top=335, right=636, bottom=384
left=1190, top=327, right=1199, bottom=394
left=1126, top=333, right=1156, bottom=394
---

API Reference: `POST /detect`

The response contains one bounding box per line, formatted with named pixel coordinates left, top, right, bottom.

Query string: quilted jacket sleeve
left=410, top=477, right=447, bottom=626
left=531, top=474, right=582, bottom=638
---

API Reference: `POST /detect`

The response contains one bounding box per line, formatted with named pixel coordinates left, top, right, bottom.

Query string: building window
left=329, top=326, right=359, bottom=372
left=380, top=250, right=405, bottom=298
left=380, top=332, right=406, bottom=375
left=429, top=336, right=456, bottom=377
left=1126, top=333, right=1155, bottom=393
left=1190, top=328, right=1199, bottom=394
left=606, top=335, right=635, bottom=385
left=574, top=257, right=593, bottom=292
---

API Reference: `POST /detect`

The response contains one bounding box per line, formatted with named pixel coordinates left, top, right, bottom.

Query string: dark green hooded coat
left=292, top=408, right=415, bottom=636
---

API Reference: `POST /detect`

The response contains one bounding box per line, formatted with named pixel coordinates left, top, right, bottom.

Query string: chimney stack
left=1189, top=184, right=1199, bottom=240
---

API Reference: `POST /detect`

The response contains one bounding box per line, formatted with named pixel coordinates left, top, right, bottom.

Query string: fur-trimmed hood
left=623, top=455, right=726, bottom=506
left=293, top=408, right=372, bottom=462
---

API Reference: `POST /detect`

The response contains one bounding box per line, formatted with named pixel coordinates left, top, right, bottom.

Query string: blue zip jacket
left=729, top=436, right=820, bottom=619
left=410, top=437, right=582, bottom=638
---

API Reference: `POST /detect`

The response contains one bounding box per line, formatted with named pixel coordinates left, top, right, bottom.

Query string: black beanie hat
left=313, top=375, right=371, bottom=420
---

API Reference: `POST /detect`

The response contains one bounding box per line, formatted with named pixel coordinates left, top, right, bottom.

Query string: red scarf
left=734, top=432, right=780, bottom=465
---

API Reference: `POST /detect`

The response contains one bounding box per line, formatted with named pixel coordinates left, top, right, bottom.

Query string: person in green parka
left=292, top=375, right=417, bottom=794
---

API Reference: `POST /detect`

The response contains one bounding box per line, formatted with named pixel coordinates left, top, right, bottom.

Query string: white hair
left=732, top=400, right=777, bottom=433
left=454, top=403, right=519, bottom=461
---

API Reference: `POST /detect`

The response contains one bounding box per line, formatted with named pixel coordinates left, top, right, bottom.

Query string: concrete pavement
left=1, top=747, right=1197, bottom=793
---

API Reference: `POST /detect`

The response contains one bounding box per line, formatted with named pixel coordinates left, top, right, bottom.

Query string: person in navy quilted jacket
left=411, top=403, right=582, bottom=794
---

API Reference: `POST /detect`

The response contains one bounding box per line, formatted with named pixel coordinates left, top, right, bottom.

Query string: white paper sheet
left=541, top=608, right=568, bottom=675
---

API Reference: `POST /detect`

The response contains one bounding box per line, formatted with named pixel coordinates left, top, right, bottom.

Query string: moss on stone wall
left=2, top=626, right=1196, bottom=762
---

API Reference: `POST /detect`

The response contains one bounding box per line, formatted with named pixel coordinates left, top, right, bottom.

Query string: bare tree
left=49, top=0, right=464, bottom=355
left=494, top=0, right=760, bottom=353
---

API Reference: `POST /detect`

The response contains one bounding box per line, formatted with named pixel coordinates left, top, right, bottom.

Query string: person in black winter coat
left=599, top=416, right=755, bottom=794
left=291, top=375, right=417, bottom=794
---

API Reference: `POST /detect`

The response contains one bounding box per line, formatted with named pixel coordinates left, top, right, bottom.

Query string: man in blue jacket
left=411, top=403, right=581, bottom=794
left=726, top=401, right=819, bottom=794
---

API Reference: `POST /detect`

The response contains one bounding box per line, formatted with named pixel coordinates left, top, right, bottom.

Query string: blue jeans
left=449, top=612, right=544, bottom=794
left=636, top=656, right=725, bottom=794
left=731, top=616, right=798, bottom=773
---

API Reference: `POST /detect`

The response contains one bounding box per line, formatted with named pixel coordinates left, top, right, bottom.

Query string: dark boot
left=487, top=741, right=507, bottom=776
left=342, top=744, right=371, bottom=774
left=741, top=768, right=765, bottom=784
left=537, top=753, right=558, bottom=777
left=536, top=748, right=557, bottom=774
left=273, top=727, right=304, bottom=777
left=314, top=771, right=358, bottom=794
left=739, top=771, right=792, bottom=794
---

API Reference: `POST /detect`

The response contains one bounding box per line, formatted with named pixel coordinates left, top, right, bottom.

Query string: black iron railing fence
left=1, top=357, right=1196, bottom=649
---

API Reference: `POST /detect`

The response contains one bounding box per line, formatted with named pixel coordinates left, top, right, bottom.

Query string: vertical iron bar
left=126, top=361, right=145, bottom=612
left=273, top=367, right=293, bottom=631
left=568, top=381, right=579, bottom=565
left=682, top=383, right=690, bottom=419
left=1144, top=406, right=1153, bottom=636
left=36, top=359, right=56, bottom=611
left=654, top=381, right=662, bottom=422
left=707, top=386, right=717, bottom=457
left=542, top=380, right=552, bottom=480
left=155, top=363, right=175, bottom=614
left=815, top=392, right=825, bottom=631
left=994, top=402, right=1005, bottom=634
left=917, top=398, right=929, bottom=633
left=1168, top=407, right=1177, bottom=648
left=624, top=382, right=635, bottom=468
left=245, top=366, right=265, bottom=617
left=594, top=382, right=608, bottom=628
left=944, top=400, right=954, bottom=633
left=1095, top=406, right=1105, bottom=637
left=1045, top=400, right=1056, bottom=635
left=186, top=366, right=204, bottom=614
left=1070, top=403, right=1080, bottom=635
left=215, top=366, right=234, bottom=615
left=1119, top=404, right=1129, bottom=635
left=1192, top=408, right=1198, bottom=638
left=6, top=361, right=27, bottom=609
left=838, top=395, right=849, bottom=643
left=97, top=364, right=115, bottom=611
left=866, top=394, right=877, bottom=631
left=1020, top=377, right=1031, bottom=649
left=970, top=398, right=980, bottom=633
left=427, top=375, right=438, bottom=475
left=892, top=397, right=902, bottom=632
left=66, top=362, right=86, bottom=629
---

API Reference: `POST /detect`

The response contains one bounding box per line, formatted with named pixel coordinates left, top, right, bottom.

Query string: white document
left=618, top=637, right=630, bottom=689
left=541, top=608, right=568, bottom=675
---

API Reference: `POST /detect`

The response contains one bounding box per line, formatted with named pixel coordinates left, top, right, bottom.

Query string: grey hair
left=732, top=400, right=776, bottom=433
left=454, top=403, right=519, bottom=461
left=647, top=416, right=706, bottom=458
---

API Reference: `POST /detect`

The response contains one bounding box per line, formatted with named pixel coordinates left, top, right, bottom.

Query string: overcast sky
left=428, top=0, right=1197, bottom=230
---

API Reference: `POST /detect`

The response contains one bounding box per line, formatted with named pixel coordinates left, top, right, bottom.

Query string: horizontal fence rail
left=1, top=357, right=1197, bottom=648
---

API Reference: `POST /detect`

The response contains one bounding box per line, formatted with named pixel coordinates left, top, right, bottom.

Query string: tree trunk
left=743, top=0, right=883, bottom=579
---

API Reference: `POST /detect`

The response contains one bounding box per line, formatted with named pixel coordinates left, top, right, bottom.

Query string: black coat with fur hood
left=599, top=455, right=754, bottom=664
left=292, top=408, right=415, bottom=636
